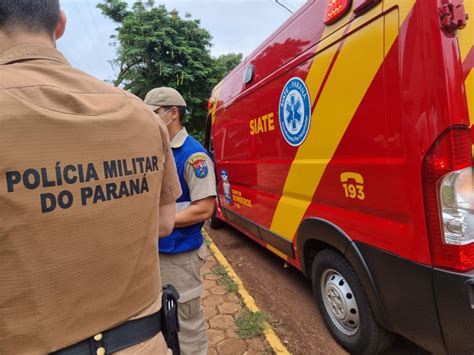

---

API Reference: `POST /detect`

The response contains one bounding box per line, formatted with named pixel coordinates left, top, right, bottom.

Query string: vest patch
left=188, top=154, right=208, bottom=178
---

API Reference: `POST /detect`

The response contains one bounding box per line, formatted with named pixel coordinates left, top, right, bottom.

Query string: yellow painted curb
left=203, top=229, right=290, bottom=355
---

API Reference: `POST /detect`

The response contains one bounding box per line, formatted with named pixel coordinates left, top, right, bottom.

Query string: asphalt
left=202, top=229, right=290, bottom=355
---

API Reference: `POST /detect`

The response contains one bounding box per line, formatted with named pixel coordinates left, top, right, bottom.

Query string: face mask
left=156, top=108, right=174, bottom=126
left=165, top=117, right=176, bottom=127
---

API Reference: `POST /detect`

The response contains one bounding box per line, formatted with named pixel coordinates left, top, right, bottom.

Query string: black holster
left=161, top=284, right=181, bottom=355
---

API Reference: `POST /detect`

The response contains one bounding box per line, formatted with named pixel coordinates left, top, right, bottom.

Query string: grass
left=211, top=265, right=238, bottom=293
left=202, top=235, right=214, bottom=255
left=203, top=236, right=270, bottom=342
left=235, top=311, right=269, bottom=339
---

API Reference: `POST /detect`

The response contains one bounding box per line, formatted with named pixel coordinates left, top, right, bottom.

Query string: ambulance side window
left=244, top=64, right=255, bottom=84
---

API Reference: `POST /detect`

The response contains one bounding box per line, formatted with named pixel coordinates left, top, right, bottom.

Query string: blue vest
left=159, top=134, right=209, bottom=254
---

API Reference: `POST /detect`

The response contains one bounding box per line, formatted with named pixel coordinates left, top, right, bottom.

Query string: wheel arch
left=296, top=217, right=390, bottom=328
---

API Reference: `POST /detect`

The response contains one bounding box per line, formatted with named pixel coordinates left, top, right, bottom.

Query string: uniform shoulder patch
left=188, top=154, right=208, bottom=178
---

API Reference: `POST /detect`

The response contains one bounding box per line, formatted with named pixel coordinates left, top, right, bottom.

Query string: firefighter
left=0, top=1, right=181, bottom=354
left=145, top=87, right=217, bottom=355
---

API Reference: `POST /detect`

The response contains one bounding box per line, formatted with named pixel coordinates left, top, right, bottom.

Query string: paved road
left=205, top=222, right=430, bottom=355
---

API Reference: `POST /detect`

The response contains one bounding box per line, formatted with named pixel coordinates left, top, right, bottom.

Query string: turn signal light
left=324, top=0, right=352, bottom=25
left=208, top=98, right=215, bottom=111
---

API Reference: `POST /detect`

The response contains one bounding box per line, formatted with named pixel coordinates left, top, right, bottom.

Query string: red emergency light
left=324, top=0, right=352, bottom=25
left=208, top=98, right=215, bottom=111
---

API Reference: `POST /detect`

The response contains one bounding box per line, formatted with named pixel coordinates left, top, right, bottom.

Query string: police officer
left=0, top=1, right=181, bottom=354
left=145, top=87, right=217, bottom=355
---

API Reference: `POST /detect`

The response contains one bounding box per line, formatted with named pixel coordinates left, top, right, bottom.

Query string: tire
left=209, top=208, right=224, bottom=229
left=311, top=249, right=394, bottom=355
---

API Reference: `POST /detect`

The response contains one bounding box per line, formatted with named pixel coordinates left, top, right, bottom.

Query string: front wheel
left=311, top=249, right=394, bottom=355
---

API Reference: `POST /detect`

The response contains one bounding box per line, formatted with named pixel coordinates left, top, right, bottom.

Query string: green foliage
left=214, top=53, right=243, bottom=83
left=203, top=235, right=211, bottom=247
left=211, top=265, right=238, bottom=293
left=98, top=0, right=242, bottom=141
left=235, top=311, right=269, bottom=339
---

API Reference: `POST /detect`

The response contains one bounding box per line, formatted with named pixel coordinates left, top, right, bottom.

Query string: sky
left=57, top=0, right=306, bottom=82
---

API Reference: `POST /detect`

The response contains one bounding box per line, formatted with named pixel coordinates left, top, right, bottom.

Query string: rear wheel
left=311, top=249, right=394, bottom=355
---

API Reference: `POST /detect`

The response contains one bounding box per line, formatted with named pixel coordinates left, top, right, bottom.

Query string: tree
left=98, top=0, right=242, bottom=142
left=214, top=53, right=243, bottom=83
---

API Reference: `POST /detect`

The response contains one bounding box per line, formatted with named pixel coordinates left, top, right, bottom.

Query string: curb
left=203, top=229, right=290, bottom=355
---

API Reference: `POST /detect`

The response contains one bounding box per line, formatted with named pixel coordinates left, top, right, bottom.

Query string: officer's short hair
left=0, top=0, right=60, bottom=38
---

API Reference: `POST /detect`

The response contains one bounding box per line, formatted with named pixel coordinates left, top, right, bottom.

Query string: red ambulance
left=206, top=0, right=473, bottom=354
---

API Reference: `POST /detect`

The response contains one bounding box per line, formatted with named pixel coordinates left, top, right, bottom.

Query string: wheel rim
left=320, top=268, right=359, bottom=336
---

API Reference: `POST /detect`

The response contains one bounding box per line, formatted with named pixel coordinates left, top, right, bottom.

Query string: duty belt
left=51, top=310, right=162, bottom=355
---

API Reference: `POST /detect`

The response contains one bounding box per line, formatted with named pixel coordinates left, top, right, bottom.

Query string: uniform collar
left=0, top=33, right=69, bottom=66
left=170, top=127, right=189, bottom=149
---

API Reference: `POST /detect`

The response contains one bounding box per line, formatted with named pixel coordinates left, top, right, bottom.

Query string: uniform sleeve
left=157, top=119, right=181, bottom=205
left=184, top=152, right=217, bottom=202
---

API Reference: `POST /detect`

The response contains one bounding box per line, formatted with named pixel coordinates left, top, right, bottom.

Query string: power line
left=280, top=0, right=297, bottom=11
left=273, top=0, right=294, bottom=14
left=58, top=42, right=91, bottom=72
left=86, top=0, right=115, bottom=74
left=72, top=0, right=108, bottom=64
left=270, top=0, right=288, bottom=14
left=58, top=45, right=79, bottom=67
left=86, top=0, right=110, bottom=47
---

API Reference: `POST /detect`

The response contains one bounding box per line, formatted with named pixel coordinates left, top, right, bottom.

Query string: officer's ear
left=54, top=10, right=67, bottom=40
left=171, top=106, right=180, bottom=119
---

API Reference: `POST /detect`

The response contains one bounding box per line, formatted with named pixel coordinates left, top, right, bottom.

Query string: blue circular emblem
left=278, top=77, right=311, bottom=146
